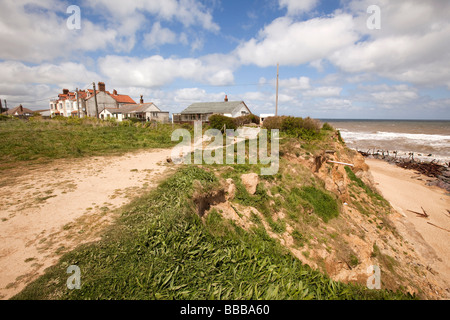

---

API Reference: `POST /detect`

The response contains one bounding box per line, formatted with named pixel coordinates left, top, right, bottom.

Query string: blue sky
left=1, top=0, right=449, bottom=119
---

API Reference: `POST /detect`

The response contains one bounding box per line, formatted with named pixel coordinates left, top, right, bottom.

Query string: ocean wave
left=339, top=130, right=450, bottom=145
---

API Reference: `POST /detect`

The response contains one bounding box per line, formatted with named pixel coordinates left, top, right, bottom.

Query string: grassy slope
left=0, top=117, right=179, bottom=168
left=12, top=166, right=412, bottom=300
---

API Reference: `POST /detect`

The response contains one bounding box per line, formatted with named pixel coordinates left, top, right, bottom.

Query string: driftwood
left=327, top=160, right=354, bottom=167
left=397, top=161, right=444, bottom=179
left=445, top=210, right=450, bottom=218
left=427, top=222, right=450, bottom=233
left=407, top=207, right=429, bottom=218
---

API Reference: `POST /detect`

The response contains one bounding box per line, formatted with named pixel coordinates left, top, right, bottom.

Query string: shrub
left=208, top=114, right=237, bottom=131
left=234, top=114, right=260, bottom=127
left=322, top=122, right=334, bottom=131
left=262, top=116, right=286, bottom=130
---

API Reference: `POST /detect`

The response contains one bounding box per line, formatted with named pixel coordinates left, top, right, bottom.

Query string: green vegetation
left=263, top=116, right=322, bottom=141
left=12, top=166, right=413, bottom=300
left=0, top=117, right=179, bottom=167
left=345, top=166, right=389, bottom=206
left=208, top=114, right=260, bottom=132
left=208, top=114, right=238, bottom=131
left=297, top=186, right=339, bottom=223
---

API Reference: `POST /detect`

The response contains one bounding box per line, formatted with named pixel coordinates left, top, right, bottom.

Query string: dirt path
left=0, top=148, right=174, bottom=299
left=366, top=159, right=450, bottom=293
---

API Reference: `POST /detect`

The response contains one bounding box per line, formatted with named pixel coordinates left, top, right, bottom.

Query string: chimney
left=98, top=82, right=106, bottom=92
left=63, top=89, right=69, bottom=95
left=113, top=89, right=117, bottom=96
left=224, top=95, right=228, bottom=102
left=19, top=104, right=23, bottom=112
left=140, top=95, right=144, bottom=104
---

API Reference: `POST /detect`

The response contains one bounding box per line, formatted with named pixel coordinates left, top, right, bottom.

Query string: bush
left=262, top=116, right=286, bottom=130
left=322, top=122, right=334, bottom=131
left=209, top=114, right=237, bottom=131
left=234, top=114, right=260, bottom=127
left=264, top=116, right=321, bottom=140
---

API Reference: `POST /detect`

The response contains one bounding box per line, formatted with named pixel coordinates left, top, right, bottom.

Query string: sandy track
left=366, top=159, right=450, bottom=291
left=0, top=148, right=173, bottom=299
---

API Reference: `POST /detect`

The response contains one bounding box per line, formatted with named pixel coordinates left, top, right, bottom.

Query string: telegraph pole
left=76, top=88, right=80, bottom=118
left=93, top=82, right=99, bottom=118
left=275, top=63, right=279, bottom=116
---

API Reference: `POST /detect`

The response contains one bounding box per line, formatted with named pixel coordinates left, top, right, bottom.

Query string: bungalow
left=2, top=104, right=34, bottom=117
left=99, top=96, right=169, bottom=123
left=173, top=95, right=252, bottom=123
left=259, top=114, right=275, bottom=125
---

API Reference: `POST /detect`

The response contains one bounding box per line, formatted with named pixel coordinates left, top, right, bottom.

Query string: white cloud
left=330, top=0, right=450, bottom=88
left=0, top=60, right=99, bottom=86
left=174, top=88, right=225, bottom=103
left=235, top=14, right=358, bottom=67
left=303, top=86, right=342, bottom=98
left=279, top=77, right=311, bottom=90
left=0, top=0, right=119, bottom=63
left=279, top=0, right=319, bottom=15
left=83, top=0, right=220, bottom=32
left=143, top=22, right=178, bottom=48
left=98, top=54, right=235, bottom=88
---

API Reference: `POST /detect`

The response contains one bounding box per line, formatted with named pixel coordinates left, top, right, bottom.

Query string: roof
left=2, top=105, right=34, bottom=115
left=111, top=94, right=136, bottom=104
left=181, top=101, right=249, bottom=115
left=84, top=90, right=136, bottom=104
left=121, top=103, right=161, bottom=113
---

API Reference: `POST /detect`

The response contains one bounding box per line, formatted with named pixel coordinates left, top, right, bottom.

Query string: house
left=50, top=83, right=137, bottom=118
left=2, top=104, right=34, bottom=117
left=85, top=82, right=136, bottom=117
left=259, top=114, right=275, bottom=125
left=50, top=88, right=87, bottom=117
left=173, top=95, right=252, bottom=123
left=99, top=96, right=169, bottom=123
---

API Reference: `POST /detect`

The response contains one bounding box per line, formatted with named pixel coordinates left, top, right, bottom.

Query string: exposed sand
left=0, top=148, right=174, bottom=299
left=366, top=159, right=450, bottom=291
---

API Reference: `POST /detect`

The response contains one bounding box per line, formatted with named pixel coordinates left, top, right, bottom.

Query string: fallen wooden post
left=427, top=222, right=450, bottom=233
left=407, top=208, right=429, bottom=218
left=421, top=207, right=429, bottom=218
left=327, top=160, right=354, bottom=167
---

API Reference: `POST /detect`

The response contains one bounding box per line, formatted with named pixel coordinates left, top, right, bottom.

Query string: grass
left=12, top=166, right=414, bottom=300
left=0, top=117, right=179, bottom=168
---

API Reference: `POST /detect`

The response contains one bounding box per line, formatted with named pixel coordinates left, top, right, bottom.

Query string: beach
left=366, top=158, right=450, bottom=293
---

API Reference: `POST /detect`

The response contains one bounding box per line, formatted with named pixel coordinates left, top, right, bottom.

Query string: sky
left=0, top=0, right=449, bottom=119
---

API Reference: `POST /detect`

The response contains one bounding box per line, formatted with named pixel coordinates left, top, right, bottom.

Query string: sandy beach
left=366, top=158, right=450, bottom=293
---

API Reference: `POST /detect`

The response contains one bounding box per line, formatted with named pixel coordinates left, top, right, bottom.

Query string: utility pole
left=76, top=88, right=80, bottom=118
left=4, top=99, right=8, bottom=113
left=275, top=63, right=279, bottom=116
left=93, top=82, right=99, bottom=119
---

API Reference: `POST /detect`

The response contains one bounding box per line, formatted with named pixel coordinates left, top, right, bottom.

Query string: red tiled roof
left=110, top=94, right=136, bottom=104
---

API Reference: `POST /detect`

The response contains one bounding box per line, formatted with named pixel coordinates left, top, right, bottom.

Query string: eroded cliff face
left=200, top=133, right=449, bottom=299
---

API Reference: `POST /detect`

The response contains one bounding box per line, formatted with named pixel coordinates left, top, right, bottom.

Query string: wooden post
left=93, top=82, right=99, bottom=119
left=275, top=63, right=279, bottom=116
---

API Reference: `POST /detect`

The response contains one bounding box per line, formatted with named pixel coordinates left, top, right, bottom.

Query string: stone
left=241, top=173, right=259, bottom=195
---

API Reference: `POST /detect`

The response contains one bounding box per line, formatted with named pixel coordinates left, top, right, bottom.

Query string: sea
left=321, top=120, right=450, bottom=164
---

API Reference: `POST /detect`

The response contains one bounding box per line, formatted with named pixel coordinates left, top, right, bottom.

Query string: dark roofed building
left=173, top=95, right=252, bottom=123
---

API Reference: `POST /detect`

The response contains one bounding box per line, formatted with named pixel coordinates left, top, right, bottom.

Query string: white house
left=259, top=114, right=275, bottom=125
left=173, top=95, right=252, bottom=123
